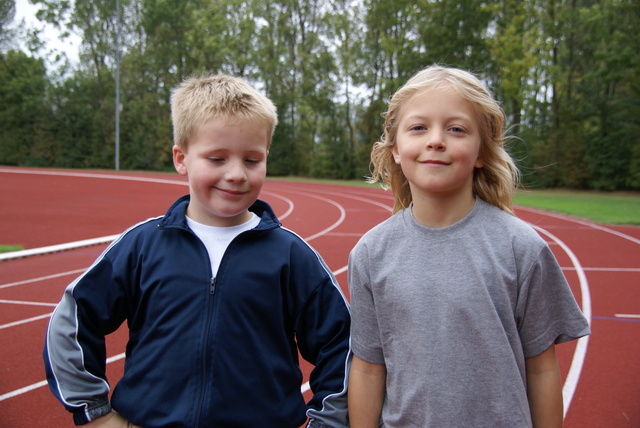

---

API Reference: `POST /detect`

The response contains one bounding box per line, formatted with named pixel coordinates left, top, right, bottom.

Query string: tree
left=0, top=0, right=16, bottom=51
left=0, top=50, right=49, bottom=165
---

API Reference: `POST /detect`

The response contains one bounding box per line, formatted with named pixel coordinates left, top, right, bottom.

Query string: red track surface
left=0, top=167, right=638, bottom=427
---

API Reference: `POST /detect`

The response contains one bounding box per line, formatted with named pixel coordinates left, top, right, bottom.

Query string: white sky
left=13, top=0, right=80, bottom=64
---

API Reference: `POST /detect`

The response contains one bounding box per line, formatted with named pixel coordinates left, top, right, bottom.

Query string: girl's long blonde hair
left=369, top=65, right=520, bottom=215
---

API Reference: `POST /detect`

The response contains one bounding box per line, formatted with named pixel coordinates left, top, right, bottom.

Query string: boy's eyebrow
left=204, top=148, right=267, bottom=156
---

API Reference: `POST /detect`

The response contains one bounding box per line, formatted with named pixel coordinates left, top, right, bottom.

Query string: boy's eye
left=245, top=159, right=260, bottom=164
left=208, top=157, right=225, bottom=163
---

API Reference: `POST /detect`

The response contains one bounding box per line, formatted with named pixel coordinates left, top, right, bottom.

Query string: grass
left=514, top=189, right=640, bottom=225
left=0, top=245, right=23, bottom=253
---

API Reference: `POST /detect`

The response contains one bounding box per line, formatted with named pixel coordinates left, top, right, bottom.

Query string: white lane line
left=0, top=269, right=87, bottom=290
left=0, top=353, right=127, bottom=402
left=0, top=235, right=119, bottom=262
left=280, top=190, right=347, bottom=242
left=298, top=188, right=393, bottom=213
left=615, top=314, right=640, bottom=319
left=563, top=267, right=640, bottom=272
left=0, top=312, right=52, bottom=330
left=0, top=168, right=188, bottom=187
left=0, top=380, right=48, bottom=401
left=530, top=224, right=592, bottom=418
left=0, top=299, right=57, bottom=307
left=260, top=190, right=295, bottom=221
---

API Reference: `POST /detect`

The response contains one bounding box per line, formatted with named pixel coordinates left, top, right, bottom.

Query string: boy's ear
left=172, top=145, right=188, bottom=176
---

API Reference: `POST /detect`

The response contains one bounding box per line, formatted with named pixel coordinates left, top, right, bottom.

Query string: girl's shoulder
left=477, top=199, right=537, bottom=232
left=475, top=199, right=548, bottom=252
left=358, top=210, right=407, bottom=241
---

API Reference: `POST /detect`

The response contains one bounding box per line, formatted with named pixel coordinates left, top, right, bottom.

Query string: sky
left=13, top=0, right=80, bottom=64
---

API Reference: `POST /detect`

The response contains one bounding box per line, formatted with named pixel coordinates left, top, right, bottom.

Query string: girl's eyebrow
left=401, top=113, right=474, bottom=123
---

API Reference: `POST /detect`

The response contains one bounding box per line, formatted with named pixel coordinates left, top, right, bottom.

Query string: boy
left=43, top=75, right=351, bottom=427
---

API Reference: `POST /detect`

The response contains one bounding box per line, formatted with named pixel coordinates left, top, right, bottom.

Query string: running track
left=0, top=167, right=638, bottom=427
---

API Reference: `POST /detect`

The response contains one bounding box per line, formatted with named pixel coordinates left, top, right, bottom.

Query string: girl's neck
left=410, top=190, right=476, bottom=229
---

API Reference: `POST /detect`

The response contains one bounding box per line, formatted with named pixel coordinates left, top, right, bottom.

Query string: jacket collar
left=159, top=195, right=281, bottom=232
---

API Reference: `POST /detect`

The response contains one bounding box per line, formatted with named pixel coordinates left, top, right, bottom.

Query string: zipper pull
left=210, top=277, right=216, bottom=295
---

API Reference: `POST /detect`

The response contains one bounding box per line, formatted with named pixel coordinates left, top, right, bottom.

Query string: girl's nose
left=426, top=129, right=445, bottom=151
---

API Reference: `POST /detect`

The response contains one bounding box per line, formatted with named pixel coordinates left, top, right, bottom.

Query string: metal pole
left=115, top=0, right=120, bottom=170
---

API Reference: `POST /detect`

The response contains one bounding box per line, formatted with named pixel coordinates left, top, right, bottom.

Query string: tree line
left=1, top=0, right=638, bottom=190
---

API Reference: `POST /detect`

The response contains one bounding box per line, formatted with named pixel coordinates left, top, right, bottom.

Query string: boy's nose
left=224, top=161, right=247, bottom=181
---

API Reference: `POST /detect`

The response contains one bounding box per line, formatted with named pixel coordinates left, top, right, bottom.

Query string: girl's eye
left=449, top=126, right=465, bottom=134
left=410, top=125, right=426, bottom=131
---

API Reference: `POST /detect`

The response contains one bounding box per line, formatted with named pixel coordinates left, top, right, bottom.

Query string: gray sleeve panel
left=44, top=272, right=113, bottom=423
left=42, top=224, right=136, bottom=424
left=305, top=350, right=352, bottom=428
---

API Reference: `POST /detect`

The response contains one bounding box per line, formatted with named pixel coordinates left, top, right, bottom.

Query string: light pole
left=114, top=0, right=121, bottom=170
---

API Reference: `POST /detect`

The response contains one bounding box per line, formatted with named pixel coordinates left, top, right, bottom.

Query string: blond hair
left=369, top=65, right=520, bottom=215
left=170, top=74, right=278, bottom=149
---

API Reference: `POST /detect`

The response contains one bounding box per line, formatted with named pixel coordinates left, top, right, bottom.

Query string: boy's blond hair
left=171, top=74, right=278, bottom=149
left=369, top=65, right=520, bottom=215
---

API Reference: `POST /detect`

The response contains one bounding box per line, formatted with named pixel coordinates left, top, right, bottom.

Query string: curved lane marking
left=276, top=189, right=346, bottom=242
left=530, top=224, right=592, bottom=418
left=260, top=190, right=294, bottom=220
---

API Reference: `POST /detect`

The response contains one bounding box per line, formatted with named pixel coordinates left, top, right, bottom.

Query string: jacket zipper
left=194, top=275, right=216, bottom=428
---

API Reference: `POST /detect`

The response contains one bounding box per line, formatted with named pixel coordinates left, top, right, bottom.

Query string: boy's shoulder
left=108, top=215, right=167, bottom=250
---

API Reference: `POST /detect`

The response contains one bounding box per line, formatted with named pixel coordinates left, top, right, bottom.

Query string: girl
left=347, top=65, right=590, bottom=427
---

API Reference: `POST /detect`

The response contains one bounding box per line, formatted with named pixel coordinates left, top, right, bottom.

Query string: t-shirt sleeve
left=516, top=244, right=591, bottom=358
left=348, top=243, right=385, bottom=364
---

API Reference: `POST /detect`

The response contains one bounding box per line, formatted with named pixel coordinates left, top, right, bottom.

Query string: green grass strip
left=0, top=245, right=23, bottom=253
left=514, top=189, right=640, bottom=225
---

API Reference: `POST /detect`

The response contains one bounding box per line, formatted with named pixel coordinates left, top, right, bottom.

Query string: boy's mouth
left=216, top=187, right=246, bottom=196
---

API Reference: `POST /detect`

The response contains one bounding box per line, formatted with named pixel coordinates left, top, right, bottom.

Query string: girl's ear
left=391, top=145, right=401, bottom=164
left=173, top=145, right=188, bottom=176
left=474, top=143, right=485, bottom=168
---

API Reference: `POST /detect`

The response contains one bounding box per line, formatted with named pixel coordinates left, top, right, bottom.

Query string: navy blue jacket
left=43, top=196, right=351, bottom=427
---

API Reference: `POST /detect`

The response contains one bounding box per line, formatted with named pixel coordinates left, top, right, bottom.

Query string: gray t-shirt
left=348, top=198, right=590, bottom=427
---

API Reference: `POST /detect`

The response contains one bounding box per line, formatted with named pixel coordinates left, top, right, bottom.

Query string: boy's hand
left=84, top=411, right=141, bottom=428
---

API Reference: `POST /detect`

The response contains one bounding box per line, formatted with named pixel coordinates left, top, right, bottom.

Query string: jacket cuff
left=73, top=402, right=112, bottom=426
left=307, top=419, right=338, bottom=428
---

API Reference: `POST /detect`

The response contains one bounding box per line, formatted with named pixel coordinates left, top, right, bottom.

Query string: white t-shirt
left=186, top=213, right=260, bottom=276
